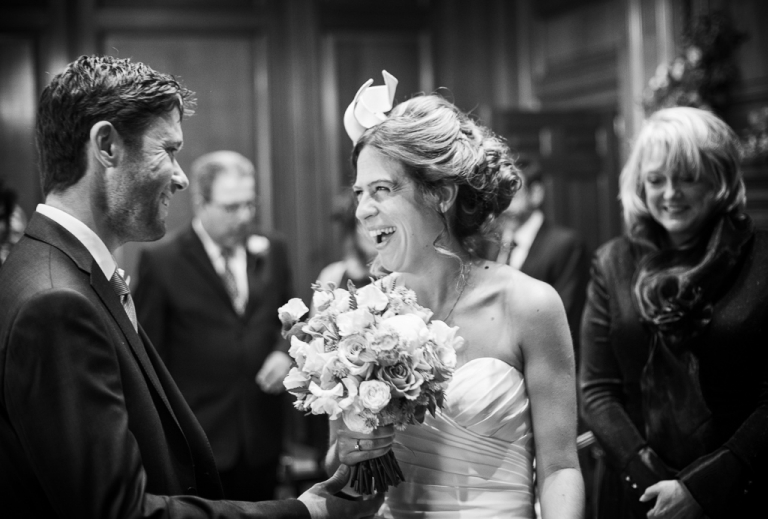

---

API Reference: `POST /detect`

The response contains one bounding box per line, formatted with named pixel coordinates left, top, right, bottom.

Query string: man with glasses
left=135, top=150, right=294, bottom=502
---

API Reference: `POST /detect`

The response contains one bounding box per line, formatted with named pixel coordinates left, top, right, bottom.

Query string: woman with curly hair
left=326, top=85, right=584, bottom=518
left=581, top=107, right=768, bottom=519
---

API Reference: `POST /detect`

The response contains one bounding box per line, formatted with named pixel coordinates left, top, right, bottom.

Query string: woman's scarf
left=630, top=212, right=754, bottom=469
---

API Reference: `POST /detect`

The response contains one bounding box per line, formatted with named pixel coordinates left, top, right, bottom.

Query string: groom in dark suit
left=0, top=54, right=380, bottom=518
left=134, top=150, right=294, bottom=501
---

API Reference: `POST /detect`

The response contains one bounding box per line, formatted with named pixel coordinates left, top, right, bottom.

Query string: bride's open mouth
left=369, top=226, right=396, bottom=246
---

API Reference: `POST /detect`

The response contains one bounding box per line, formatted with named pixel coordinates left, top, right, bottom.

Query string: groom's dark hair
left=36, top=55, right=196, bottom=196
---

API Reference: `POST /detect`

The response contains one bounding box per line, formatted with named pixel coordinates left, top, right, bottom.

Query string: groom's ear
left=89, top=121, right=122, bottom=169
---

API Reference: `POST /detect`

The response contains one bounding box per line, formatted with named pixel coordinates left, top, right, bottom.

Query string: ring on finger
left=355, top=439, right=361, bottom=451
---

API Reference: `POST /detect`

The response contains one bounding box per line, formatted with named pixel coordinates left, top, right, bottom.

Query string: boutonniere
left=247, top=235, right=270, bottom=257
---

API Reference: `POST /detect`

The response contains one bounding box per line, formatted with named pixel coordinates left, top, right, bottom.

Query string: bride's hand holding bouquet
left=279, top=279, right=464, bottom=495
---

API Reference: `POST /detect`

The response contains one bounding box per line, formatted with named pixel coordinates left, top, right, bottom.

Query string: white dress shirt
left=507, top=209, right=544, bottom=269
left=36, top=204, right=116, bottom=280
left=192, top=218, right=249, bottom=310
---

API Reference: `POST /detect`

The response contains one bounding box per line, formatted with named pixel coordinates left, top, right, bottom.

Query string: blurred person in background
left=315, top=191, right=377, bottom=294
left=484, top=154, right=589, bottom=357
left=581, top=107, right=768, bottom=519
left=135, top=150, right=294, bottom=502
left=0, top=178, right=27, bottom=265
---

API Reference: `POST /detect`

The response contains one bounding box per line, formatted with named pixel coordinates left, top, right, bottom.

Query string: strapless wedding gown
left=376, top=357, right=535, bottom=518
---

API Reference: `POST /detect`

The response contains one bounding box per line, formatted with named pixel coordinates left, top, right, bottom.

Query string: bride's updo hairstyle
left=351, top=94, right=521, bottom=254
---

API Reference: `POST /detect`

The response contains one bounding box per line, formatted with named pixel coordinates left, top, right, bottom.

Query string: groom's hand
left=256, top=351, right=292, bottom=394
left=298, top=465, right=384, bottom=518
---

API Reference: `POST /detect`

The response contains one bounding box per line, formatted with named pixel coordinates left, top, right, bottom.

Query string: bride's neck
left=396, top=253, right=469, bottom=315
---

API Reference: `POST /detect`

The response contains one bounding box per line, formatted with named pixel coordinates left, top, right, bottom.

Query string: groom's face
left=198, top=170, right=257, bottom=249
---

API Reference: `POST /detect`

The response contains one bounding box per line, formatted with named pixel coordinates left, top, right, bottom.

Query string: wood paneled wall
left=2, top=0, right=768, bottom=295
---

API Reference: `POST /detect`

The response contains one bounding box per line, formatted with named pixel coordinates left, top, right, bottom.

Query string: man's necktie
left=110, top=268, right=138, bottom=332
left=221, top=248, right=244, bottom=314
left=497, top=238, right=517, bottom=266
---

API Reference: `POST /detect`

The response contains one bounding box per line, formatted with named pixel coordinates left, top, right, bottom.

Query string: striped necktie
left=110, top=269, right=138, bottom=332
left=221, top=248, right=244, bottom=313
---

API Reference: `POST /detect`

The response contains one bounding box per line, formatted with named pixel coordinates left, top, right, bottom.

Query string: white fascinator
left=343, top=70, right=399, bottom=144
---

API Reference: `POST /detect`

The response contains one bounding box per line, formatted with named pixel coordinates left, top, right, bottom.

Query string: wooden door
left=492, top=109, right=623, bottom=255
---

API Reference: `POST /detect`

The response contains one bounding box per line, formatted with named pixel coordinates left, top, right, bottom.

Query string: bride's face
left=353, top=146, right=444, bottom=273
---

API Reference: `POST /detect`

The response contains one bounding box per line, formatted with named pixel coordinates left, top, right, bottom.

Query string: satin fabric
left=377, top=357, right=535, bottom=518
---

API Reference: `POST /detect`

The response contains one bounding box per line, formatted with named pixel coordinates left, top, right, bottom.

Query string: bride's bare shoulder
left=473, top=259, right=564, bottom=319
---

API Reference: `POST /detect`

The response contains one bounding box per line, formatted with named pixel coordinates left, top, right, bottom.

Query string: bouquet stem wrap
left=351, top=450, right=405, bottom=494
left=279, top=278, right=464, bottom=495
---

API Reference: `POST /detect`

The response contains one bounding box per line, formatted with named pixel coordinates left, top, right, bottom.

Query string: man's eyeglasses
left=210, top=201, right=258, bottom=215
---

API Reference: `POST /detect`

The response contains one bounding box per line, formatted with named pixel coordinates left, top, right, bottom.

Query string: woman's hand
left=336, top=423, right=395, bottom=466
left=640, top=480, right=705, bottom=519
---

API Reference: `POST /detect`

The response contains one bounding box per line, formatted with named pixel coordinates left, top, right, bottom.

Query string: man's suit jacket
left=485, top=218, right=589, bottom=352
left=0, top=213, right=309, bottom=518
left=134, top=224, right=292, bottom=471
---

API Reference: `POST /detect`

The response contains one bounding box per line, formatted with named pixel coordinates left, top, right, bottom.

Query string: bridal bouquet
left=279, top=278, right=464, bottom=494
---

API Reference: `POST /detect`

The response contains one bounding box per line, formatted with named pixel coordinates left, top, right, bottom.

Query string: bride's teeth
left=368, top=227, right=396, bottom=238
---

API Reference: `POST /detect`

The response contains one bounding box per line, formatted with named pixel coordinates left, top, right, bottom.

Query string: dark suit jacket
left=134, top=224, right=293, bottom=472
left=485, top=218, right=589, bottom=352
left=0, top=213, right=309, bottom=518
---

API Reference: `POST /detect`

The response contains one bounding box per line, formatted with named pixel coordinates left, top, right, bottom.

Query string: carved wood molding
left=96, top=8, right=266, bottom=31
left=535, top=48, right=618, bottom=103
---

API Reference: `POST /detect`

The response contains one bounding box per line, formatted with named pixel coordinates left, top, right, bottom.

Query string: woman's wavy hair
left=619, top=106, right=745, bottom=239
left=351, top=94, right=521, bottom=269
left=621, top=107, right=751, bottom=343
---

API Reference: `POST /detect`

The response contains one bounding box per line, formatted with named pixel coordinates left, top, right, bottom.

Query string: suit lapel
left=25, top=213, right=95, bottom=273
left=90, top=271, right=183, bottom=430
left=520, top=218, right=549, bottom=275
left=181, top=227, right=239, bottom=313
left=244, top=247, right=266, bottom=317
left=26, top=213, right=184, bottom=432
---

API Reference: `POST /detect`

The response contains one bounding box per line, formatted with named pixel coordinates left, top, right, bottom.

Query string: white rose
left=358, top=380, right=391, bottom=413
left=434, top=343, right=458, bottom=370
left=401, top=304, right=433, bottom=323
left=312, top=290, right=334, bottom=313
left=278, top=298, right=309, bottom=325
left=429, top=320, right=464, bottom=353
left=336, top=308, right=374, bottom=337
left=341, top=402, right=378, bottom=434
left=336, top=335, right=375, bottom=378
left=308, top=381, right=344, bottom=419
left=303, top=337, right=333, bottom=374
left=356, top=284, right=389, bottom=312
left=380, top=314, right=428, bottom=352
left=330, top=289, right=351, bottom=313
left=283, top=367, right=311, bottom=392
left=289, top=336, right=310, bottom=368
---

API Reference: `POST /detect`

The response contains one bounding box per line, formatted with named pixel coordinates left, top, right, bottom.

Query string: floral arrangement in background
left=279, top=278, right=464, bottom=494
left=739, top=106, right=768, bottom=164
left=642, top=11, right=747, bottom=117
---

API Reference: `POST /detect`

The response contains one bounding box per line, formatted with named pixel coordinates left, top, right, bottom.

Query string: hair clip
left=343, top=70, right=398, bottom=144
